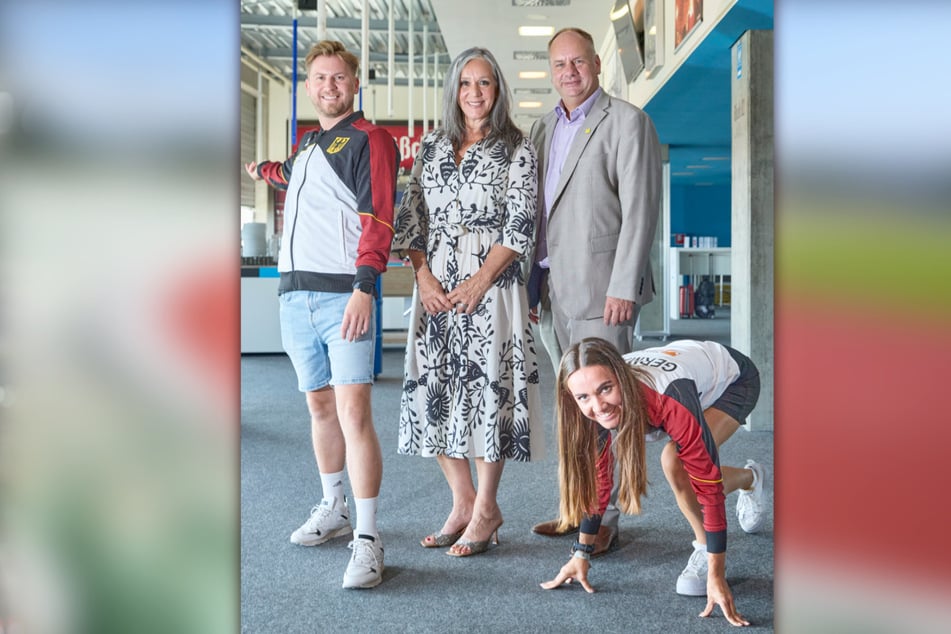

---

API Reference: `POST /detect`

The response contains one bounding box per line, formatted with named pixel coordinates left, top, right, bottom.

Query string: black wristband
left=571, top=541, right=595, bottom=555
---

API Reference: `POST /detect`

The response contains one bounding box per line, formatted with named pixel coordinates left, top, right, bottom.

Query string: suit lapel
left=549, top=92, right=611, bottom=217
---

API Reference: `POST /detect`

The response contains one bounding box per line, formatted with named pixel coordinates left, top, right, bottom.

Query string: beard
left=314, top=95, right=354, bottom=119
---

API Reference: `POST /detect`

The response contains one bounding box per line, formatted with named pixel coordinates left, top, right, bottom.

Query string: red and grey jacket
left=256, top=110, right=399, bottom=295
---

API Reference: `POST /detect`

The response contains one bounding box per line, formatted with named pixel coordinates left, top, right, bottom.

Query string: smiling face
left=304, top=54, right=358, bottom=126
left=548, top=29, right=601, bottom=111
left=565, top=364, right=623, bottom=430
left=457, top=57, right=497, bottom=128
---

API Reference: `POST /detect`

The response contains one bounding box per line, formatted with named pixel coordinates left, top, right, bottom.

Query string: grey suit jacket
left=530, top=90, right=662, bottom=321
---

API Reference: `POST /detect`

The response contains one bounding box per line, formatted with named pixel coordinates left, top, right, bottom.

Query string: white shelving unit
left=668, top=247, right=731, bottom=320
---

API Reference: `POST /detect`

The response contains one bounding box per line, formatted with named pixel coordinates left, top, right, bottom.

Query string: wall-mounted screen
left=611, top=0, right=645, bottom=83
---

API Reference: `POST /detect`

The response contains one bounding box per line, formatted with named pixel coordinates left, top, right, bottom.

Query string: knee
left=661, top=442, right=687, bottom=485
left=335, top=396, right=373, bottom=434
left=306, top=390, right=337, bottom=422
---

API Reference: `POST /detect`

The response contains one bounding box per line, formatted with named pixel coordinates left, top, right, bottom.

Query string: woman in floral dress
left=392, top=47, right=542, bottom=557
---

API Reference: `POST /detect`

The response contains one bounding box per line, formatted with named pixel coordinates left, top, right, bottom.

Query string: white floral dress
left=392, top=132, right=543, bottom=462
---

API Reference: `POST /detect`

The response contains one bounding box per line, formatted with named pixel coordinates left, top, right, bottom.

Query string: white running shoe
left=342, top=534, right=384, bottom=589
left=675, top=541, right=708, bottom=596
left=289, top=498, right=352, bottom=546
left=736, top=459, right=769, bottom=533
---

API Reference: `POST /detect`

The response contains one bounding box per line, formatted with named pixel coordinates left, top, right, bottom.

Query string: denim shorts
left=279, top=290, right=376, bottom=391
left=710, top=346, right=760, bottom=424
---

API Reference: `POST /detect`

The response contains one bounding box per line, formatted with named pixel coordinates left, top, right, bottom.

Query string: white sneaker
left=675, top=541, right=708, bottom=596
left=736, top=459, right=769, bottom=533
left=289, top=498, right=352, bottom=546
left=342, top=534, right=384, bottom=589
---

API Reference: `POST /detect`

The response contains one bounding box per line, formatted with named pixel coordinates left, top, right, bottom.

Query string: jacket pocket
left=590, top=232, right=619, bottom=254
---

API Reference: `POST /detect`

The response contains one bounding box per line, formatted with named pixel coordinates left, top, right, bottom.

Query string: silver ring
left=457, top=302, right=468, bottom=309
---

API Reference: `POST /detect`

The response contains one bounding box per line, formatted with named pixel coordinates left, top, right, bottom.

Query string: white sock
left=354, top=497, right=379, bottom=539
left=692, top=540, right=707, bottom=552
left=319, top=471, right=346, bottom=506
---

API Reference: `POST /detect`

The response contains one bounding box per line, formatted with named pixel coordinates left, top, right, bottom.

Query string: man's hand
left=340, top=291, right=373, bottom=342
left=603, top=296, right=634, bottom=326
left=244, top=161, right=261, bottom=181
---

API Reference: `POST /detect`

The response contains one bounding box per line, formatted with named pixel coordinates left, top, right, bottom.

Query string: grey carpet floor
left=241, top=315, right=773, bottom=632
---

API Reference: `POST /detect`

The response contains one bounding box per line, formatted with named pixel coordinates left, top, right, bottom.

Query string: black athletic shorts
left=709, top=346, right=760, bottom=424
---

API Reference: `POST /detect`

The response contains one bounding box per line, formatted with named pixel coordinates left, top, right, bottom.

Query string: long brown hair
left=555, top=338, right=653, bottom=531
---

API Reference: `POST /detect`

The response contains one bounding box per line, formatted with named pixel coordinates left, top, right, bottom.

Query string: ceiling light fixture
left=513, top=51, right=549, bottom=61
left=518, top=70, right=548, bottom=79
left=519, top=101, right=543, bottom=108
left=518, top=25, right=555, bottom=37
left=701, top=156, right=730, bottom=161
left=686, top=165, right=712, bottom=169
left=513, top=0, right=569, bottom=7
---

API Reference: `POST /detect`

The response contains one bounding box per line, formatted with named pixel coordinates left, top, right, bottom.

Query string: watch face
left=357, top=282, right=374, bottom=294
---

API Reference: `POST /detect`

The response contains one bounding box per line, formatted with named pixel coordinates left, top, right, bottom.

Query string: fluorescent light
left=701, top=156, right=730, bottom=161
left=686, top=164, right=712, bottom=169
left=518, top=101, right=543, bottom=108
left=513, top=50, right=549, bottom=61
left=518, top=25, right=554, bottom=37
left=518, top=70, right=548, bottom=79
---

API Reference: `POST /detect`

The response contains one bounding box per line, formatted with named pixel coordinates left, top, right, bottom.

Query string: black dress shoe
left=531, top=519, right=578, bottom=536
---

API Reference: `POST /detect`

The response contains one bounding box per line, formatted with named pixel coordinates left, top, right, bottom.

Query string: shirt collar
left=554, top=87, right=602, bottom=123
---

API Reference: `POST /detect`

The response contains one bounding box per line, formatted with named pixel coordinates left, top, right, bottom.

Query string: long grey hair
left=439, top=47, right=524, bottom=160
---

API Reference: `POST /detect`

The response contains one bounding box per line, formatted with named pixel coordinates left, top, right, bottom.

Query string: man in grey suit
left=528, top=27, right=662, bottom=552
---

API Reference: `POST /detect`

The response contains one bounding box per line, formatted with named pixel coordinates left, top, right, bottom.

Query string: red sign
left=297, top=121, right=424, bottom=172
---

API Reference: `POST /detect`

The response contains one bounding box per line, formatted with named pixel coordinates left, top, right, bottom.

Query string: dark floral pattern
left=393, top=133, right=543, bottom=462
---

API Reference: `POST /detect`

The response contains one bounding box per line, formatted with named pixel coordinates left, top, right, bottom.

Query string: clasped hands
left=416, top=269, right=488, bottom=316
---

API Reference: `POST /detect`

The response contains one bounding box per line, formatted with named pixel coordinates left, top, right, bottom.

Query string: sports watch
left=353, top=280, right=375, bottom=295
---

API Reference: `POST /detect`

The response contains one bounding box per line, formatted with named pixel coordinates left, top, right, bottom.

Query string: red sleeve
left=256, top=160, right=290, bottom=190
left=354, top=125, right=399, bottom=273
left=256, top=134, right=312, bottom=190
left=595, top=433, right=614, bottom=516
left=643, top=385, right=727, bottom=550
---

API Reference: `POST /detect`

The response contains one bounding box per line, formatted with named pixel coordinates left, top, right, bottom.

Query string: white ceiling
left=240, top=0, right=610, bottom=122
left=240, top=0, right=775, bottom=186
left=429, top=0, right=612, bottom=123
left=241, top=0, right=450, bottom=83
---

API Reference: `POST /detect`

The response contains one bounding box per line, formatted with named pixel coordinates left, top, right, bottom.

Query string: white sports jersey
left=623, top=340, right=739, bottom=408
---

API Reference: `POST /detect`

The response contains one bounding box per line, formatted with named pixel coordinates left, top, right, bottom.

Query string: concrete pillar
left=731, top=30, right=773, bottom=431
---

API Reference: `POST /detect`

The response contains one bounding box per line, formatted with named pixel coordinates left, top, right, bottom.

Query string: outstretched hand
left=540, top=557, right=595, bottom=594
left=700, top=575, right=750, bottom=626
left=244, top=161, right=261, bottom=180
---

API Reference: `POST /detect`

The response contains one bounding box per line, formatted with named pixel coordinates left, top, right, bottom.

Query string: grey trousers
left=537, top=282, right=640, bottom=533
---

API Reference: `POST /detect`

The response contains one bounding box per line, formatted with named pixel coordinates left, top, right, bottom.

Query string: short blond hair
left=305, top=40, right=359, bottom=77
